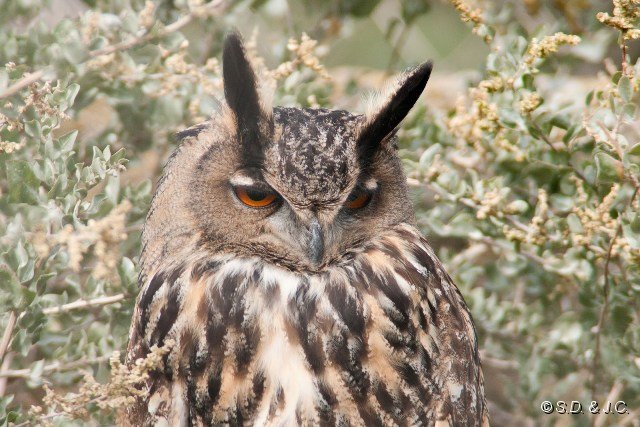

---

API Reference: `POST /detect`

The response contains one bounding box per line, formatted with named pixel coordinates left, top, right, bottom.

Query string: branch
left=479, top=350, right=518, bottom=370
left=594, top=379, right=624, bottom=427
left=4, top=295, right=125, bottom=385
left=0, top=312, right=17, bottom=364
left=0, top=355, right=111, bottom=379
left=0, top=69, right=47, bottom=99
left=0, top=311, right=17, bottom=397
left=42, top=293, right=126, bottom=315
left=0, top=353, right=13, bottom=396
left=529, top=122, right=596, bottom=190
left=408, top=177, right=606, bottom=258
left=387, top=24, right=410, bottom=72
left=89, top=0, right=225, bottom=58
left=590, top=185, right=639, bottom=400
left=408, top=178, right=532, bottom=231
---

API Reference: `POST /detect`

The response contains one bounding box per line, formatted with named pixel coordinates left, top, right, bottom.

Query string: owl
left=120, top=33, right=488, bottom=426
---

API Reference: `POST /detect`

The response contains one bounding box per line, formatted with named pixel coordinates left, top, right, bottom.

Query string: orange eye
left=344, top=190, right=372, bottom=210
left=234, top=186, right=278, bottom=208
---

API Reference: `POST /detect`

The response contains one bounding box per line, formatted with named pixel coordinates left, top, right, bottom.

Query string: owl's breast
left=123, top=224, right=486, bottom=426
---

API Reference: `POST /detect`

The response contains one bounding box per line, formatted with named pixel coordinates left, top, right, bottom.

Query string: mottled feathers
left=121, top=33, right=487, bottom=426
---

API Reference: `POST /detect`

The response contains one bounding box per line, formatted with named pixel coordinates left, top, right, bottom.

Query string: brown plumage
left=120, top=33, right=488, bottom=426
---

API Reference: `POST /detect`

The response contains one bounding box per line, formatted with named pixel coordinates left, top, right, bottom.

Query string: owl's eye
left=234, top=186, right=278, bottom=208
left=344, top=188, right=373, bottom=210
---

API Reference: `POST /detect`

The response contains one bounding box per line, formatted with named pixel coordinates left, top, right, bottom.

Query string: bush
left=0, top=0, right=639, bottom=425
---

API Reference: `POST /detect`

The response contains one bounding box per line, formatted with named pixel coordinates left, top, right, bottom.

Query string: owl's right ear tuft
left=222, top=32, right=269, bottom=166
left=357, top=61, right=432, bottom=167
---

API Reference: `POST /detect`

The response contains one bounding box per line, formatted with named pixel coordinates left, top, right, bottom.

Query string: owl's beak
left=308, top=218, right=324, bottom=265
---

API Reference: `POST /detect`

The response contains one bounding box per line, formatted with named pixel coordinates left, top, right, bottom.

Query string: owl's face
left=184, top=34, right=432, bottom=272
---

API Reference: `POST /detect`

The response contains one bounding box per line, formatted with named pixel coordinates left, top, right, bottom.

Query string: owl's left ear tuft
left=358, top=61, right=433, bottom=163
left=222, top=32, right=270, bottom=166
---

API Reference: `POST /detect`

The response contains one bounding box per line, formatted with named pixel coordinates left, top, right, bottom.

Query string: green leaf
left=612, top=71, right=622, bottom=84
left=17, top=258, right=35, bottom=283
left=550, top=116, right=570, bottom=130
left=384, top=17, right=402, bottom=40
left=0, top=266, right=19, bottom=291
left=611, top=305, right=632, bottom=335
left=618, top=76, right=631, bottom=103
left=20, top=287, right=36, bottom=307
left=563, top=124, right=579, bottom=143
left=57, top=130, right=78, bottom=153
left=48, top=173, right=68, bottom=198
left=24, top=120, right=43, bottom=140
left=250, top=0, right=270, bottom=10
left=500, top=109, right=521, bottom=128
left=585, top=90, right=594, bottom=106
left=622, top=102, right=636, bottom=121
left=110, top=147, right=126, bottom=163
left=0, top=265, right=20, bottom=309
left=29, top=360, right=45, bottom=382
left=629, top=142, right=640, bottom=156
left=594, top=152, right=624, bottom=183
left=401, top=0, right=430, bottom=24
left=6, top=160, right=40, bottom=204
left=522, top=73, right=534, bottom=90
left=90, top=146, right=106, bottom=178
left=339, top=0, right=381, bottom=17
left=527, top=124, right=542, bottom=139
left=64, top=83, right=80, bottom=107
left=567, top=213, right=583, bottom=233
left=622, top=213, right=640, bottom=249
left=14, top=241, right=28, bottom=269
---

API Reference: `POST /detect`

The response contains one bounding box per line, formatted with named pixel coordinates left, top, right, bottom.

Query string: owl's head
left=144, top=33, right=432, bottom=275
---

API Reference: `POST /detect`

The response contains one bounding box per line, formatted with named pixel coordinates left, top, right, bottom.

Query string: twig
left=568, top=162, right=595, bottom=190
left=530, top=122, right=595, bottom=190
left=0, top=311, right=17, bottom=397
left=590, top=223, right=618, bottom=400
left=473, top=234, right=546, bottom=265
left=532, top=122, right=561, bottom=153
left=408, top=177, right=606, bottom=257
left=387, top=24, right=410, bottom=72
left=0, top=69, right=47, bottom=99
left=590, top=185, right=639, bottom=401
left=89, top=0, right=225, bottom=58
left=0, top=354, right=111, bottom=379
left=410, top=179, right=549, bottom=266
left=0, top=353, right=13, bottom=396
left=594, top=379, right=624, bottom=427
left=0, top=312, right=17, bottom=364
left=588, top=44, right=639, bottom=397
left=408, top=178, right=532, bottom=232
left=479, top=350, right=518, bottom=370
left=124, top=224, right=143, bottom=233
left=42, top=293, right=126, bottom=315
left=597, top=119, right=624, bottom=160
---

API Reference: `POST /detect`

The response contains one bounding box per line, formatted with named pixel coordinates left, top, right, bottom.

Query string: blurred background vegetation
left=0, top=0, right=639, bottom=425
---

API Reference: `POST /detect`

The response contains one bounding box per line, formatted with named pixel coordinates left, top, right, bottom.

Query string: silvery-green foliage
left=0, top=0, right=638, bottom=424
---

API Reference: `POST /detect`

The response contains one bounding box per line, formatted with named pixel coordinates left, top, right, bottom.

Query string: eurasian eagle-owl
left=121, top=33, right=488, bottom=426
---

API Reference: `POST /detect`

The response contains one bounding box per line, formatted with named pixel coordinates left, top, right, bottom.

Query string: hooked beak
left=308, top=217, right=324, bottom=265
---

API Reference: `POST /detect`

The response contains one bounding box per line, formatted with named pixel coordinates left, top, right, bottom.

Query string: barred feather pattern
left=122, top=224, right=488, bottom=426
